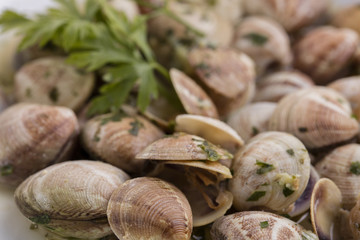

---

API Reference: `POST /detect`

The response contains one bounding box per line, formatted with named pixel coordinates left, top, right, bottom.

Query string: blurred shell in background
left=332, top=4, right=360, bottom=35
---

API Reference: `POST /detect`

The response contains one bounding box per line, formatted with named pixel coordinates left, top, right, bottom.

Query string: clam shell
left=175, top=114, right=243, bottom=154
left=268, top=87, right=359, bottom=149
left=136, top=133, right=232, bottom=162
left=328, top=76, right=360, bottom=121
left=233, top=16, right=292, bottom=74
left=229, top=131, right=311, bottom=212
left=243, top=0, right=328, bottom=31
left=254, top=71, right=314, bottom=103
left=315, top=143, right=360, bottom=210
left=294, top=27, right=359, bottom=85
left=15, top=57, right=95, bottom=112
left=0, top=103, right=79, bottom=186
left=15, top=160, right=130, bottom=239
left=211, top=211, right=318, bottom=240
left=188, top=48, right=256, bottom=117
left=170, top=69, right=218, bottom=118
left=350, top=196, right=360, bottom=239
left=310, top=178, right=342, bottom=240
left=332, top=5, right=360, bottom=35
left=82, top=114, right=164, bottom=174
left=227, top=102, right=277, bottom=142
left=107, top=177, right=193, bottom=240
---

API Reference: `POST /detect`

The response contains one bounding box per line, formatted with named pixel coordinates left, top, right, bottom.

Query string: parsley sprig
left=0, top=0, right=170, bottom=115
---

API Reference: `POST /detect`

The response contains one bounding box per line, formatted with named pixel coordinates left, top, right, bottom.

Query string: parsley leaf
left=350, top=161, right=360, bottom=175
left=255, top=160, right=275, bottom=175
left=246, top=191, right=266, bottom=201
left=260, top=221, right=269, bottom=228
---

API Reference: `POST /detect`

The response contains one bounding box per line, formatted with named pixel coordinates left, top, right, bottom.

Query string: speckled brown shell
left=350, top=196, right=360, bottom=239
left=82, top=114, right=164, bottom=174
left=211, top=211, right=317, bottom=240
left=0, top=103, right=79, bottom=186
left=175, top=114, right=244, bottom=154
left=294, top=27, right=359, bottom=85
left=229, top=131, right=311, bottom=212
left=227, top=102, right=277, bottom=142
left=188, top=48, right=256, bottom=117
left=15, top=160, right=130, bottom=239
left=328, top=76, right=360, bottom=121
left=315, top=143, right=360, bottom=210
left=254, top=71, right=314, bottom=102
left=107, top=177, right=193, bottom=240
left=332, top=5, right=360, bottom=35
left=233, top=16, right=292, bottom=74
left=243, top=0, right=328, bottom=32
left=15, top=57, right=95, bottom=112
left=170, top=69, right=218, bottom=118
left=268, top=87, right=359, bottom=149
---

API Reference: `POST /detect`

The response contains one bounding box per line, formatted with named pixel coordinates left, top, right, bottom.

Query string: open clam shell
left=175, top=114, right=244, bottom=154
left=310, top=178, right=342, bottom=240
left=107, top=177, right=193, bottom=240
left=211, top=211, right=318, bottom=240
left=188, top=48, right=256, bottom=117
left=170, top=69, right=218, bottom=119
left=136, top=133, right=233, bottom=162
left=15, top=160, right=130, bottom=239
left=0, top=103, right=79, bottom=186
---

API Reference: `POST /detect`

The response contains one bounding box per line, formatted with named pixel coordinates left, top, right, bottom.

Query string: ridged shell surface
left=107, top=177, right=193, bottom=240
left=0, top=103, right=79, bottom=186
left=229, top=131, right=310, bottom=212
left=350, top=196, right=360, bottom=239
left=15, top=160, right=130, bottom=239
left=268, top=87, right=359, bottom=149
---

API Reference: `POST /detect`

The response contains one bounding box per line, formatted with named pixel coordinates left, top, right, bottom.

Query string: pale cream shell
left=332, top=5, right=360, bottom=35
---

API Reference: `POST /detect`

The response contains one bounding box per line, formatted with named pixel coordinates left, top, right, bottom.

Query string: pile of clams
left=1, top=0, right=360, bottom=240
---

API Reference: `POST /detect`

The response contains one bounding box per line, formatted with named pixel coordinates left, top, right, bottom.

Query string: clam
left=254, top=71, right=314, bottom=103
left=229, top=131, right=311, bottom=213
left=107, top=177, right=192, bottom=240
left=350, top=195, right=360, bottom=239
left=170, top=69, right=218, bottom=119
left=294, top=26, right=359, bottom=85
left=15, top=57, right=95, bottom=112
left=332, top=5, right=360, bottom=35
left=328, top=76, right=360, bottom=120
left=227, top=102, right=277, bottom=142
left=233, top=16, right=292, bottom=74
left=211, top=211, right=318, bottom=240
left=310, top=178, right=342, bottom=240
left=81, top=113, right=164, bottom=174
left=315, top=143, right=360, bottom=210
left=15, top=160, right=130, bottom=239
left=188, top=48, right=256, bottom=117
left=243, top=0, right=328, bottom=32
left=268, top=87, right=359, bottom=149
left=0, top=103, right=79, bottom=186
left=175, top=114, right=244, bottom=154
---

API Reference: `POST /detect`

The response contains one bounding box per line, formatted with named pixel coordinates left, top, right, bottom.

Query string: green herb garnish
left=286, top=149, right=294, bottom=156
left=283, top=186, right=295, bottom=197
left=49, top=87, right=59, bottom=103
left=26, top=88, right=32, bottom=98
left=252, top=126, right=259, bottom=136
left=243, top=33, right=268, bottom=46
left=260, top=221, right=269, bottom=228
left=29, top=214, right=51, bottom=225
left=29, top=224, right=38, bottom=230
left=129, top=118, right=144, bottom=136
left=246, top=191, right=266, bottom=201
left=350, top=161, right=360, bottom=175
left=1, top=164, right=13, bottom=176
left=256, top=160, right=275, bottom=175
left=198, top=140, right=220, bottom=161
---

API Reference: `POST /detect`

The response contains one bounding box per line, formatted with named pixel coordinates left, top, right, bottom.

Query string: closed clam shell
left=310, top=178, right=342, bottom=240
left=15, top=160, right=130, bottom=239
left=175, top=114, right=244, bottom=154
left=211, top=211, right=318, bottom=240
left=294, top=27, right=359, bottom=85
left=254, top=71, right=314, bottom=103
left=268, top=87, right=359, bottom=149
left=315, top=143, right=360, bottom=210
left=136, top=133, right=232, bottom=162
left=332, top=5, right=360, bottom=35
left=0, top=103, right=79, bottom=186
left=107, top=177, right=193, bottom=240
left=229, top=131, right=311, bottom=212
left=350, top=196, right=360, bottom=239
left=227, top=102, right=277, bottom=142
left=170, top=69, right=218, bottom=119
left=328, top=76, right=360, bottom=121
left=188, top=48, right=256, bottom=117
left=243, top=0, right=328, bottom=32
left=15, top=57, right=95, bottom=112
left=233, top=16, right=292, bottom=74
left=82, top=114, right=164, bottom=174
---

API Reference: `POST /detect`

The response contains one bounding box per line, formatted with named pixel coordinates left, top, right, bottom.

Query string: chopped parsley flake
left=29, top=214, right=51, bottom=225
left=252, top=126, right=259, bottom=136
left=350, top=161, right=360, bottom=175
left=197, top=140, right=220, bottom=161
left=286, top=149, right=294, bottom=156
left=1, top=164, right=13, bottom=176
left=129, top=119, right=144, bottom=136
left=243, top=33, right=268, bottom=46
left=283, top=186, right=295, bottom=197
left=260, top=221, right=269, bottom=228
left=246, top=191, right=266, bottom=201
left=256, top=160, right=275, bottom=175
